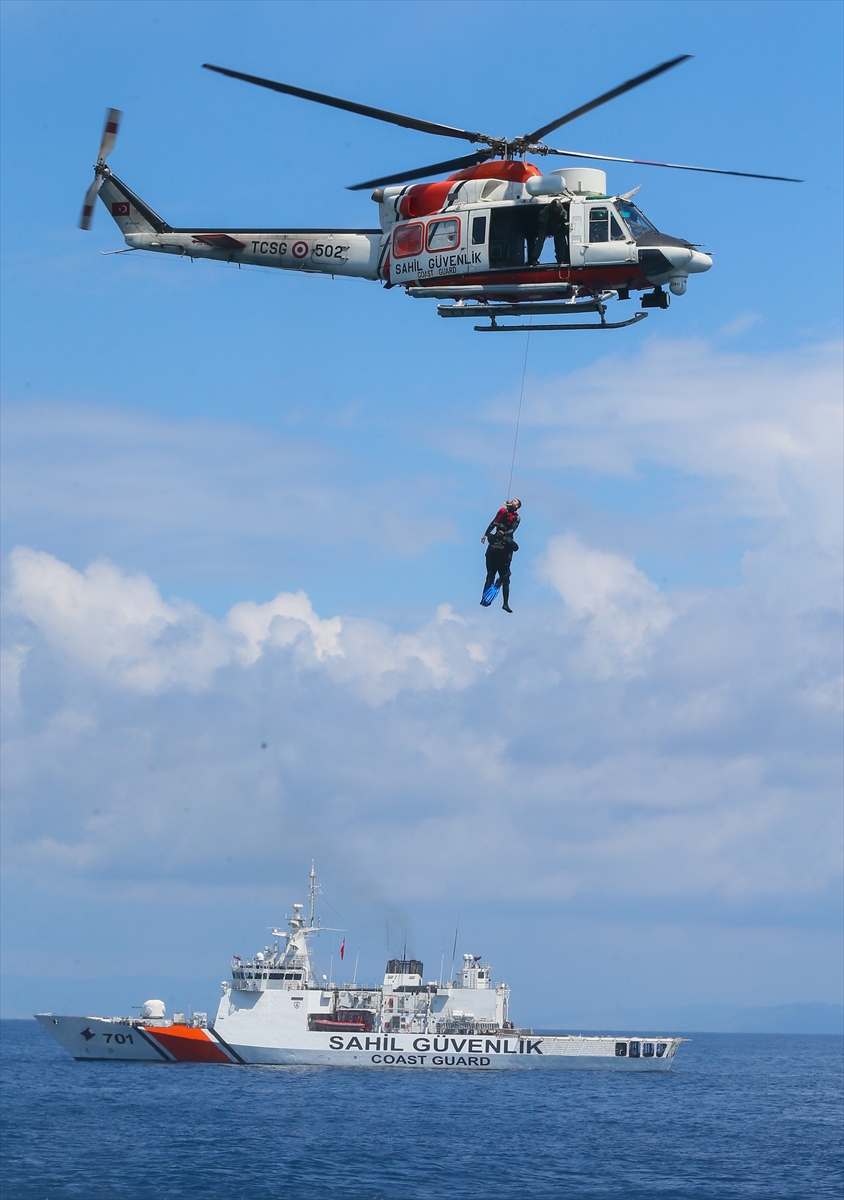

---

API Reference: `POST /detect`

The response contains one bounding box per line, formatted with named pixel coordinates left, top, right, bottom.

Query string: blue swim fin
left=481, top=583, right=501, bottom=607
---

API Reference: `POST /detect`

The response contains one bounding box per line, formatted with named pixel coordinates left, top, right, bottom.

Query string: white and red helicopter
left=81, top=56, right=799, bottom=331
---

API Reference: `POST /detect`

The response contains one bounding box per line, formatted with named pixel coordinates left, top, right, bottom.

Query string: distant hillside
left=542, top=1003, right=844, bottom=1035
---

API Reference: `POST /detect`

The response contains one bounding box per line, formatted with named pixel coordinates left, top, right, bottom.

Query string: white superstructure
left=38, top=865, right=682, bottom=1071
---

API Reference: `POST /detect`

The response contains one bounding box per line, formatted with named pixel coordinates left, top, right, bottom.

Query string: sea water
left=1, top=1020, right=841, bottom=1199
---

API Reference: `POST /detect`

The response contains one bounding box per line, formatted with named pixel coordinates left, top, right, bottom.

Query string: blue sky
left=1, top=0, right=842, bottom=1024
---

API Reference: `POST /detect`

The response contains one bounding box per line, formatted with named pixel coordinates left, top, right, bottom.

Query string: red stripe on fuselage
left=410, top=265, right=652, bottom=292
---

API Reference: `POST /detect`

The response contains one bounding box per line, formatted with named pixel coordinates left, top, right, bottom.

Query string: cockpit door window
left=467, top=208, right=490, bottom=274
left=589, top=206, right=609, bottom=242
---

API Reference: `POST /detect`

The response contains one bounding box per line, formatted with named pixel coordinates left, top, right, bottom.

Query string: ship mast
left=309, top=859, right=321, bottom=928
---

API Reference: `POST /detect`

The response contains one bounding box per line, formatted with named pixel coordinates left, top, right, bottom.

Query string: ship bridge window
left=616, top=201, right=658, bottom=238
left=427, top=218, right=460, bottom=252
left=642, top=1042, right=655, bottom=1057
left=471, top=216, right=487, bottom=245
left=629, top=1041, right=641, bottom=1058
left=656, top=1042, right=668, bottom=1057
left=386, top=959, right=424, bottom=977
left=615, top=1042, right=627, bottom=1056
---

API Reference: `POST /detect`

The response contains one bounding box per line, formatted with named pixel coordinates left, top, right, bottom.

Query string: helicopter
left=80, top=56, right=800, bottom=332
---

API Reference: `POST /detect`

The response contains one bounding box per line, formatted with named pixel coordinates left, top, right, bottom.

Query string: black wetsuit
left=529, top=199, right=569, bottom=265
left=483, top=507, right=520, bottom=608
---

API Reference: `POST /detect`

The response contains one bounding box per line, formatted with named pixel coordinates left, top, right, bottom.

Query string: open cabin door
left=488, top=206, right=541, bottom=271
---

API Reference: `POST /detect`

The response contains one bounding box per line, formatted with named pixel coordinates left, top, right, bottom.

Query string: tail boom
left=98, top=170, right=382, bottom=280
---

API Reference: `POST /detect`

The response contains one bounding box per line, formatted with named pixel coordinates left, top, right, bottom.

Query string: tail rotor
left=79, top=107, right=122, bottom=229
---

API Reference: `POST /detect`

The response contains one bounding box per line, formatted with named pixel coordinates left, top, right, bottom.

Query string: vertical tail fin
left=97, top=170, right=171, bottom=236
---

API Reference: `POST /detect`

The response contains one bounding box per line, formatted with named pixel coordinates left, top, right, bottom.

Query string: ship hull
left=36, top=1016, right=677, bottom=1070
left=36, top=1015, right=175, bottom=1061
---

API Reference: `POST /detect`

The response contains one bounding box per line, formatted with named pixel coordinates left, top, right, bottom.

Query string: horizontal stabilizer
left=190, top=233, right=246, bottom=250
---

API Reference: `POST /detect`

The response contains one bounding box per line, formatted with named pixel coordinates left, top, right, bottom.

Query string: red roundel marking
left=292, top=241, right=309, bottom=259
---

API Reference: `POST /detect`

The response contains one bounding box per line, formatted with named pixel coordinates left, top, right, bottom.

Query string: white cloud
left=4, top=547, right=230, bottom=694
left=515, top=338, right=842, bottom=511
left=3, top=547, right=489, bottom=702
left=483, top=339, right=842, bottom=581
left=537, top=533, right=674, bottom=673
left=228, top=591, right=343, bottom=664
left=2, top=536, right=840, bottom=915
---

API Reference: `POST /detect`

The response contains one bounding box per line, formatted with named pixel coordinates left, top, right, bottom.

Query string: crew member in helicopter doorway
left=529, top=198, right=569, bottom=265
left=481, top=500, right=521, bottom=612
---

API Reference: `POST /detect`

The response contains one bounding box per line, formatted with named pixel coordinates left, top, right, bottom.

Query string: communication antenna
left=449, top=917, right=460, bottom=986
left=308, top=860, right=322, bottom=927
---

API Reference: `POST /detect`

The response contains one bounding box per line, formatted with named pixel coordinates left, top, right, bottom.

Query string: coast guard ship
left=37, top=865, right=681, bottom=1071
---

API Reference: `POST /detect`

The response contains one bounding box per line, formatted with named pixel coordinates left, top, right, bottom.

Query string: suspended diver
left=480, top=499, right=521, bottom=612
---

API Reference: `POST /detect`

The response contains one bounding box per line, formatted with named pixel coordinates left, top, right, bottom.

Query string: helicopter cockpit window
left=471, top=216, right=487, bottom=245
left=393, top=223, right=424, bottom=258
left=615, top=201, right=658, bottom=238
left=427, top=218, right=460, bottom=252
left=610, top=214, right=626, bottom=240
left=589, top=207, right=609, bottom=242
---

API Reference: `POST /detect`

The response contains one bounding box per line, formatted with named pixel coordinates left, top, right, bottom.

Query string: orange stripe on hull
left=143, top=1025, right=232, bottom=1063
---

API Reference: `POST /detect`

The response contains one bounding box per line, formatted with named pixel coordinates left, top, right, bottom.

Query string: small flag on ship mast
left=340, top=938, right=346, bottom=960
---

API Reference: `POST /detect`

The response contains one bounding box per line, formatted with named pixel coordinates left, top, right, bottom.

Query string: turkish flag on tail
left=340, top=938, right=346, bottom=960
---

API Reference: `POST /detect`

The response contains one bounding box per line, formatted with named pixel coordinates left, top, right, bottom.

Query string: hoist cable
left=507, top=319, right=532, bottom=501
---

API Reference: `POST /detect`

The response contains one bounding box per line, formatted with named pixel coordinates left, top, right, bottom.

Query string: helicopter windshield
left=616, top=201, right=658, bottom=238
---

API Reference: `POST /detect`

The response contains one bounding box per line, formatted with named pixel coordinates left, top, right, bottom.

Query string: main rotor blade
left=524, top=55, right=691, bottom=143
left=542, top=146, right=803, bottom=183
left=347, top=150, right=493, bottom=191
left=203, top=64, right=487, bottom=144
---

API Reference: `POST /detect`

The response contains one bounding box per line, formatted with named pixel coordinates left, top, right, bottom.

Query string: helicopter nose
left=659, top=244, right=712, bottom=274
left=687, top=249, right=712, bottom=274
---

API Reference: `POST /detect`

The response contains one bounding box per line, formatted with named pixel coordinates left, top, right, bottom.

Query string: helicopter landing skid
left=436, top=293, right=648, bottom=332
left=476, top=312, right=648, bottom=332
